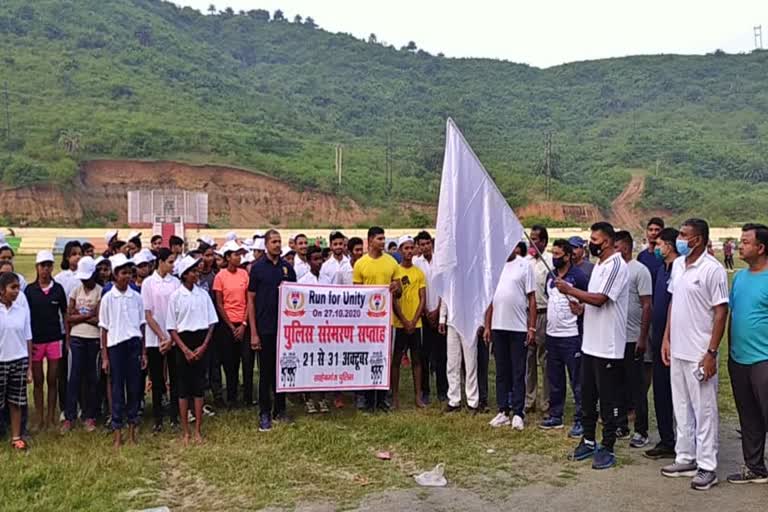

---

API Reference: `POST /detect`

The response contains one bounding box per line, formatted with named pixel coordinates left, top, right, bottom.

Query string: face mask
left=588, top=242, right=603, bottom=258
left=676, top=239, right=691, bottom=256
left=654, top=248, right=663, bottom=260
left=552, top=257, right=566, bottom=269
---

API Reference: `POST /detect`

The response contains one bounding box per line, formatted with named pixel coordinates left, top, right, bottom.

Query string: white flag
left=433, top=118, right=524, bottom=343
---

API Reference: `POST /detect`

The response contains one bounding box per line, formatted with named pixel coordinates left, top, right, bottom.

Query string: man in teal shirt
left=727, top=223, right=768, bottom=484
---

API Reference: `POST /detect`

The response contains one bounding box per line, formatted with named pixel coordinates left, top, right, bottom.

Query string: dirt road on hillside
left=610, top=173, right=646, bottom=231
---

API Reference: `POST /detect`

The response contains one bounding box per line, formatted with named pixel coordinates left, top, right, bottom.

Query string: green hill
left=1, top=0, right=767, bottom=224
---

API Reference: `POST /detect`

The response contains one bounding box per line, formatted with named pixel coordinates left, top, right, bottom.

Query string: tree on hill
left=403, top=41, right=417, bottom=52
left=293, top=14, right=303, bottom=24
left=207, top=4, right=216, bottom=15
left=247, top=9, right=270, bottom=21
left=273, top=9, right=285, bottom=22
left=305, top=17, right=317, bottom=29
left=58, top=130, right=82, bottom=155
left=368, top=33, right=377, bottom=44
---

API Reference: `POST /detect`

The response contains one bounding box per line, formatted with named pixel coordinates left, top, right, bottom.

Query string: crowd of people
left=0, top=219, right=766, bottom=493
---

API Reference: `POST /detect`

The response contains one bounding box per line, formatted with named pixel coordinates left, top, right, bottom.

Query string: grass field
left=0, top=254, right=744, bottom=510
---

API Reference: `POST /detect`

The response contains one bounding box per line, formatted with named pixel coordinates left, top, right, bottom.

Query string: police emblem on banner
left=367, top=292, right=387, bottom=318
left=284, top=290, right=306, bottom=317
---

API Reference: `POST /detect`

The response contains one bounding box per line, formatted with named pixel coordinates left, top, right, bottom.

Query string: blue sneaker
left=258, top=413, right=272, bottom=432
left=592, top=447, right=616, bottom=470
left=569, top=421, right=584, bottom=439
left=539, top=417, right=565, bottom=430
left=571, top=439, right=597, bottom=461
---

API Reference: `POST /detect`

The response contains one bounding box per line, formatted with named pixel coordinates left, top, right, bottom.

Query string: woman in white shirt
left=166, top=256, right=218, bottom=445
left=0, top=271, right=32, bottom=451
left=141, top=248, right=180, bottom=432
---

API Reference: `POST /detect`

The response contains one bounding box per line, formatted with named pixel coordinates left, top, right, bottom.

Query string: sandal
left=11, top=437, right=28, bottom=451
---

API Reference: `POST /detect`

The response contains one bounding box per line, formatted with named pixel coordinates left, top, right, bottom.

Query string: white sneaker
left=489, top=412, right=511, bottom=428
left=512, top=415, right=525, bottom=431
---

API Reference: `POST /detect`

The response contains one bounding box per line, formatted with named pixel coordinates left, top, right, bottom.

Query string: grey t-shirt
left=626, top=260, right=652, bottom=345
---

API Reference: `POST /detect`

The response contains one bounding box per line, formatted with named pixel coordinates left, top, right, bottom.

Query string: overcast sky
left=175, top=0, right=767, bottom=67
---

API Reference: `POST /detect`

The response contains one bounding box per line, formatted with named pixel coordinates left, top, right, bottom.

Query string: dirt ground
left=275, top=423, right=765, bottom=512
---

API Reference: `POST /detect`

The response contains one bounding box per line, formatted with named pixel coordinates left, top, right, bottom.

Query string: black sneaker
left=274, top=412, right=295, bottom=424
left=467, top=406, right=480, bottom=416
left=444, top=404, right=461, bottom=414
left=614, top=427, right=631, bottom=440
left=477, top=402, right=490, bottom=414
left=727, top=466, right=768, bottom=484
left=643, top=442, right=676, bottom=460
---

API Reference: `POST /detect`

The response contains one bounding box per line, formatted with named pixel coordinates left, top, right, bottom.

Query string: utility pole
left=335, top=144, right=343, bottom=187
left=385, top=132, right=392, bottom=193
left=2, top=81, right=10, bottom=143
left=543, top=131, right=552, bottom=201
left=756, top=26, right=764, bottom=50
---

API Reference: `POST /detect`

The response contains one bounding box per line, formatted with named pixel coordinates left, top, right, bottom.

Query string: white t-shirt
left=141, top=272, right=180, bottom=348
left=298, top=272, right=331, bottom=285
left=582, top=252, right=629, bottom=359
left=414, top=255, right=439, bottom=312
left=293, top=257, right=310, bottom=280
left=98, top=286, right=146, bottom=347
left=626, top=260, right=652, bottom=345
left=320, top=256, right=350, bottom=284
left=166, top=284, right=218, bottom=334
left=546, top=267, right=588, bottom=338
left=0, top=298, right=32, bottom=362
left=668, top=253, right=729, bottom=362
left=491, top=258, right=536, bottom=333
left=55, top=269, right=80, bottom=299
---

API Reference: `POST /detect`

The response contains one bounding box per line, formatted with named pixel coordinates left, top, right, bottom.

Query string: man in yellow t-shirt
left=353, top=227, right=402, bottom=412
left=391, top=236, right=426, bottom=409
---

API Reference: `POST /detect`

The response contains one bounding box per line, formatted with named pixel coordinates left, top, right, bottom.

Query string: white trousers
left=671, top=357, right=719, bottom=471
left=446, top=326, right=479, bottom=408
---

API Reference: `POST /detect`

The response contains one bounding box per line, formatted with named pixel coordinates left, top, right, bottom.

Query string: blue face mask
left=654, top=247, right=663, bottom=260
left=676, top=239, right=691, bottom=256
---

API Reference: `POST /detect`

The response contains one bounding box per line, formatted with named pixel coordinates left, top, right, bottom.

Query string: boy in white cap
left=99, top=254, right=146, bottom=447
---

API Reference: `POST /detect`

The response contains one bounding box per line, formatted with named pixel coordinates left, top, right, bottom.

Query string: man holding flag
left=433, top=119, right=524, bottom=415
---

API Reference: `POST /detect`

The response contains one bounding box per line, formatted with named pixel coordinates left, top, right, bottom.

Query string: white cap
left=104, top=230, right=118, bottom=245
left=254, top=238, right=266, bottom=251
left=398, top=235, right=414, bottom=248
left=128, top=231, right=142, bottom=241
left=74, top=256, right=97, bottom=280
left=225, top=231, right=238, bottom=242
left=220, top=240, right=246, bottom=256
left=197, top=235, right=215, bottom=247
left=94, top=256, right=108, bottom=267
left=243, top=238, right=254, bottom=249
left=109, top=253, right=134, bottom=274
left=281, top=246, right=294, bottom=257
left=242, top=252, right=255, bottom=265
left=133, top=249, right=156, bottom=266
left=177, top=255, right=202, bottom=277
left=35, top=250, right=55, bottom=264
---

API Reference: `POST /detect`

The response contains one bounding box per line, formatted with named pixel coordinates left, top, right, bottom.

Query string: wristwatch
left=707, top=348, right=718, bottom=357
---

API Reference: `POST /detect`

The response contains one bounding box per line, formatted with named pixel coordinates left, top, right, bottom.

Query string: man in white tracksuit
left=439, top=298, right=479, bottom=413
left=661, top=218, right=729, bottom=491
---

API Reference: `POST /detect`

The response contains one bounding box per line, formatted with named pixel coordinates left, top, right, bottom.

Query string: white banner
left=276, top=283, right=392, bottom=392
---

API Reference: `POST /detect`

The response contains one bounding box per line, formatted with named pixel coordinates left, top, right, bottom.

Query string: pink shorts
left=31, top=341, right=63, bottom=363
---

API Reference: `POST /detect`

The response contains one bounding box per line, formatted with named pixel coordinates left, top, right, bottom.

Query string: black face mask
left=552, top=256, right=566, bottom=269
left=588, top=242, right=603, bottom=257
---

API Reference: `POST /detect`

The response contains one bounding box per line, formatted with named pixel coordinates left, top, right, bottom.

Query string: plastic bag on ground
left=414, top=463, right=447, bottom=487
